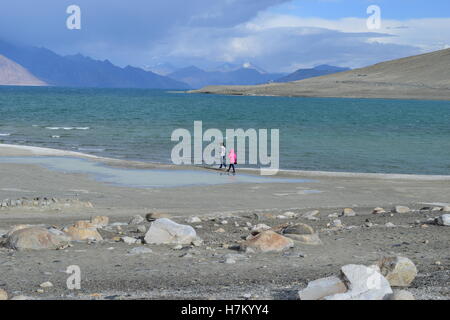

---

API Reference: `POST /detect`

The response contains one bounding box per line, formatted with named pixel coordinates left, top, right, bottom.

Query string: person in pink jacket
left=227, top=149, right=237, bottom=173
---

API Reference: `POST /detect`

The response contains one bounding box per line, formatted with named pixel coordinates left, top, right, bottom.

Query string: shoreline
left=1, top=143, right=450, bottom=181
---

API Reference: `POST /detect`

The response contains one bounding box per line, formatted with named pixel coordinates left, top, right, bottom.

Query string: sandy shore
left=0, top=143, right=449, bottom=300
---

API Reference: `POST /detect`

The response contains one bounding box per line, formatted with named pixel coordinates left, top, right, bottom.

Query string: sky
left=0, top=0, right=449, bottom=73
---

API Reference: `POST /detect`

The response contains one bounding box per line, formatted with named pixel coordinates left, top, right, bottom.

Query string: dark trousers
left=227, top=163, right=235, bottom=173
left=219, top=156, right=226, bottom=168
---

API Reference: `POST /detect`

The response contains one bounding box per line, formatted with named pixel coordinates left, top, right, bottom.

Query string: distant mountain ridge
left=168, top=64, right=285, bottom=89
left=0, top=40, right=189, bottom=89
left=276, top=64, right=350, bottom=83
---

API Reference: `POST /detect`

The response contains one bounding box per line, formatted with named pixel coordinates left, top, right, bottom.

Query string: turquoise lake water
left=0, top=86, right=449, bottom=175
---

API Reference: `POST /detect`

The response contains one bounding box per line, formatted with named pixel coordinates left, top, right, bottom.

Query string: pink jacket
left=228, top=149, right=237, bottom=163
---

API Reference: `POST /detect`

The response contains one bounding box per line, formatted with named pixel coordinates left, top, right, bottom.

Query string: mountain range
left=0, top=39, right=351, bottom=89
left=0, top=40, right=188, bottom=89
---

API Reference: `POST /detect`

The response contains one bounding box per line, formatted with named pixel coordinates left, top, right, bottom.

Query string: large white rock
left=298, top=276, right=347, bottom=300
left=436, top=214, right=450, bottom=226
left=325, top=264, right=392, bottom=300
left=144, top=218, right=198, bottom=245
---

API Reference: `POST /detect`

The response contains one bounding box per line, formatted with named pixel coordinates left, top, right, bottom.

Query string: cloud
left=0, top=1, right=448, bottom=72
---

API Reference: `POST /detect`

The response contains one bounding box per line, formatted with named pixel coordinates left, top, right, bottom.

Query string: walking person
left=227, top=148, right=237, bottom=173
left=219, top=143, right=227, bottom=169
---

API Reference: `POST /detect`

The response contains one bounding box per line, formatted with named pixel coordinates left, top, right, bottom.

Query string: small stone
left=36, top=289, right=44, bottom=294
left=240, top=230, right=294, bottom=252
left=221, top=220, right=228, bottom=225
left=121, top=236, right=138, bottom=245
left=328, top=213, right=339, bottom=218
left=128, top=215, right=145, bottom=225
left=393, top=206, right=410, bottom=214
left=389, top=290, right=415, bottom=300
left=173, top=244, right=183, bottom=250
left=251, top=224, right=271, bottom=232
left=435, top=261, right=442, bottom=265
left=435, top=214, right=450, bottom=226
left=385, top=222, right=396, bottom=228
left=372, top=207, right=386, bottom=214
left=145, top=212, right=170, bottom=222
left=224, top=258, right=236, bottom=264
left=284, top=211, right=297, bottom=218
left=186, top=216, right=202, bottom=224
left=302, top=210, right=320, bottom=219
left=90, top=216, right=109, bottom=228
left=341, top=208, right=356, bottom=217
left=128, top=247, right=152, bottom=255
left=441, top=206, right=450, bottom=212
left=330, top=219, right=343, bottom=228
left=0, top=289, right=8, bottom=300
left=276, top=215, right=288, bottom=219
left=192, top=238, right=203, bottom=247
left=431, top=207, right=442, bottom=211
left=215, top=228, right=226, bottom=233
left=378, top=256, right=418, bottom=287
left=39, top=281, right=53, bottom=288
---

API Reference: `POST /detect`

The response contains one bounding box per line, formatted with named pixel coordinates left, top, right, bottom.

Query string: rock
left=441, top=206, right=450, bottom=212
left=378, top=256, right=418, bottom=287
left=431, top=206, right=442, bottom=211
left=393, top=206, right=410, bottom=214
left=240, top=230, right=294, bottom=253
left=128, top=215, right=144, bottom=225
left=276, top=215, right=288, bottom=219
left=90, top=216, right=109, bottom=228
left=121, top=236, right=139, bottom=245
left=5, top=224, right=34, bottom=237
left=192, top=239, right=203, bottom=247
left=302, top=210, right=320, bottom=220
left=283, top=211, right=297, bottom=218
left=186, top=216, right=202, bottom=223
left=436, top=214, right=450, bottom=226
left=39, top=281, right=53, bottom=288
left=0, top=289, right=8, bottom=300
left=145, top=212, right=170, bottom=222
left=136, top=225, right=147, bottom=233
left=144, top=218, right=198, bottom=245
left=214, top=228, right=226, bottom=233
left=64, top=221, right=103, bottom=241
left=330, top=219, right=343, bottom=228
left=282, top=223, right=322, bottom=245
left=6, top=227, right=71, bottom=250
left=385, top=222, right=396, bottom=228
left=372, top=207, right=386, bottom=214
left=128, top=247, right=153, bottom=255
left=224, top=258, right=236, bottom=264
left=328, top=213, right=339, bottom=218
left=325, top=264, right=392, bottom=300
left=251, top=224, right=271, bottom=232
left=298, top=276, right=347, bottom=300
left=389, top=290, right=415, bottom=300
left=341, top=208, right=356, bottom=217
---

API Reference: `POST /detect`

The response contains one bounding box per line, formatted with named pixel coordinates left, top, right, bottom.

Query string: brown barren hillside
left=191, top=48, right=450, bottom=100
left=0, top=55, right=46, bottom=86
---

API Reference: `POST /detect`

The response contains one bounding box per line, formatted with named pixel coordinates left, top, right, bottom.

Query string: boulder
left=239, top=230, right=294, bottom=252
left=64, top=221, right=103, bottom=241
left=393, top=206, right=410, bottom=214
left=144, top=218, right=198, bottom=245
left=341, top=208, right=356, bottom=217
left=90, top=216, right=109, bottom=228
left=282, top=223, right=322, bottom=245
left=298, top=276, right=347, bottom=300
left=389, top=290, right=415, bottom=300
left=128, top=215, right=145, bottom=225
left=6, top=227, right=70, bottom=250
left=325, top=264, right=392, bottom=300
left=436, top=214, right=450, bottom=226
left=441, top=206, right=450, bottom=212
left=378, top=256, right=417, bottom=287
left=0, top=289, right=8, bottom=300
left=5, top=224, right=34, bottom=237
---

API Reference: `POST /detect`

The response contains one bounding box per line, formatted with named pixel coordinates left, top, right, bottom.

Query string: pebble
left=186, top=216, right=202, bottom=224
left=39, top=281, right=53, bottom=288
left=385, top=222, right=396, bottom=228
left=393, top=206, right=410, bottom=214
left=0, top=289, right=8, bottom=300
